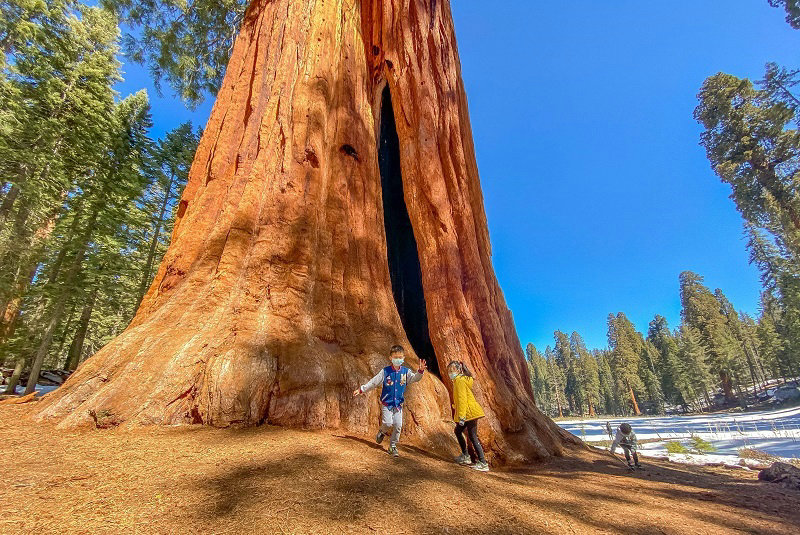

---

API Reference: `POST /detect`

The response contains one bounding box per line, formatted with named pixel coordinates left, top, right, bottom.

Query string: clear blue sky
left=115, top=1, right=798, bottom=351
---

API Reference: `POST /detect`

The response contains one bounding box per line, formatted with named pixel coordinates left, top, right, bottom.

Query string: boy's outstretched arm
left=407, top=359, right=427, bottom=384
left=353, top=369, right=386, bottom=396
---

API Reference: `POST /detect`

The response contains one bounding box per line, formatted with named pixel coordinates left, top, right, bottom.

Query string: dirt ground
left=2, top=404, right=799, bottom=534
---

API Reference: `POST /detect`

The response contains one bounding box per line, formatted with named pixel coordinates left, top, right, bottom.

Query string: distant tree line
left=527, top=1, right=800, bottom=417
left=527, top=272, right=798, bottom=418
left=0, top=0, right=201, bottom=393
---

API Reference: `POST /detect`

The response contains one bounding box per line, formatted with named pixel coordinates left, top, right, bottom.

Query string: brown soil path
left=1, top=404, right=798, bottom=534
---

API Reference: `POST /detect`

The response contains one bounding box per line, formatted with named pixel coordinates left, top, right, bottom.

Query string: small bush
left=690, top=435, right=716, bottom=453
left=738, top=448, right=778, bottom=463
left=665, top=441, right=688, bottom=454
left=738, top=448, right=800, bottom=468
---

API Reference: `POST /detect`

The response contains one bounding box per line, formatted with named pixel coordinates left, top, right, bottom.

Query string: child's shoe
left=471, top=461, right=489, bottom=472
left=388, top=445, right=399, bottom=457
left=454, top=453, right=472, bottom=465
left=627, top=463, right=635, bottom=470
left=375, top=431, right=385, bottom=444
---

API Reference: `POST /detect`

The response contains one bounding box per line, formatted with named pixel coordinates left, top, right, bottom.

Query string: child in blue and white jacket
left=353, top=344, right=427, bottom=457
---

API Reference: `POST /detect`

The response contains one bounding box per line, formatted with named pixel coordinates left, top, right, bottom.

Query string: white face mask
left=448, top=371, right=459, bottom=380
left=391, top=358, right=404, bottom=367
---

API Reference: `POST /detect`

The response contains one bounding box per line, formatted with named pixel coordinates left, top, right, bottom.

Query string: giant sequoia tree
left=36, top=0, right=577, bottom=462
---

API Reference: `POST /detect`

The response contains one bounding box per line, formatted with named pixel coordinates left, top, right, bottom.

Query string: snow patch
left=558, top=407, right=800, bottom=468
left=12, top=384, right=60, bottom=396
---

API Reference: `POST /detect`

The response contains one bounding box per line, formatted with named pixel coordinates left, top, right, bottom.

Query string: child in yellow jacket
left=447, top=360, right=489, bottom=472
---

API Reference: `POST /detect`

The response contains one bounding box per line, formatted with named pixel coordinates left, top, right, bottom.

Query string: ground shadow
left=182, top=433, right=800, bottom=534
left=334, top=434, right=385, bottom=452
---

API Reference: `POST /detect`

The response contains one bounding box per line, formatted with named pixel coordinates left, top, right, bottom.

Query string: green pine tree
left=647, top=315, right=685, bottom=408
left=607, top=313, right=644, bottom=415
left=675, top=324, right=714, bottom=411
left=679, top=271, right=748, bottom=405
left=527, top=343, right=554, bottom=416
left=570, top=332, right=600, bottom=416
left=544, top=346, right=565, bottom=418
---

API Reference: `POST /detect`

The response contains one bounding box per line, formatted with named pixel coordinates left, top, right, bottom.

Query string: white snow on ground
left=557, top=406, right=800, bottom=468
left=12, top=384, right=59, bottom=395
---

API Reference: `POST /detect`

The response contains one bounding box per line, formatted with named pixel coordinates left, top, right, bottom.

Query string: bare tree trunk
left=734, top=380, right=747, bottom=409
left=25, top=208, right=96, bottom=394
left=742, top=343, right=760, bottom=395
left=719, top=370, right=735, bottom=402
left=627, top=382, right=641, bottom=415
left=0, top=197, right=66, bottom=347
left=66, top=286, right=98, bottom=371
left=0, top=183, right=20, bottom=223
left=56, top=302, right=79, bottom=365
left=136, top=172, right=175, bottom=306
left=0, top=261, right=40, bottom=348
left=47, top=205, right=84, bottom=287
left=0, top=198, right=32, bottom=276
left=25, top=305, right=64, bottom=394
left=136, top=172, right=174, bottom=306
left=2, top=357, right=25, bottom=395
left=36, top=0, right=578, bottom=463
left=758, top=359, right=769, bottom=392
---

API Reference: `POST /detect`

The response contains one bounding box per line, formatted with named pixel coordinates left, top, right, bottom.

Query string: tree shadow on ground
left=498, top=452, right=800, bottom=532
left=335, top=433, right=451, bottom=462
left=334, top=434, right=385, bottom=452
left=186, top=437, right=800, bottom=534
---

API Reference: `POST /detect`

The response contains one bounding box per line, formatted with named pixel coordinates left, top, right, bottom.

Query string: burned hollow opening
left=378, top=86, right=439, bottom=377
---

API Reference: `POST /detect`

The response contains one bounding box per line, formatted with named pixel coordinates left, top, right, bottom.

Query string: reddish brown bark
left=627, top=383, right=641, bottom=415
left=36, top=0, right=578, bottom=463
left=719, top=370, right=735, bottom=402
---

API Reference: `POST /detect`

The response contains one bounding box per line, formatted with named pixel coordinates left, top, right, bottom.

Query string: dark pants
left=455, top=419, right=486, bottom=463
left=622, top=445, right=639, bottom=465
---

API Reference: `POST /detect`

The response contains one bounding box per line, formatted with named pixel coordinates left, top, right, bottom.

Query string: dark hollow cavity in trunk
left=378, top=86, right=439, bottom=377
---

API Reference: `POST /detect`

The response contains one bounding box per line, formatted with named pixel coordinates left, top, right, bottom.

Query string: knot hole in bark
left=339, top=144, right=360, bottom=162
left=304, top=148, right=320, bottom=168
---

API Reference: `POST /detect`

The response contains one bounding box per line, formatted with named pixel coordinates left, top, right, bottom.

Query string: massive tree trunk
left=36, top=0, right=578, bottom=463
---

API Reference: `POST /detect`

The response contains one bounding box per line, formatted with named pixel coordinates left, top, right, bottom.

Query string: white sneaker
left=454, top=454, right=472, bottom=465
left=471, top=461, right=489, bottom=472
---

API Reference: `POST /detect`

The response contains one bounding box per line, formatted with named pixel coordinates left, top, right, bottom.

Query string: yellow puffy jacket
left=452, top=375, right=485, bottom=422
